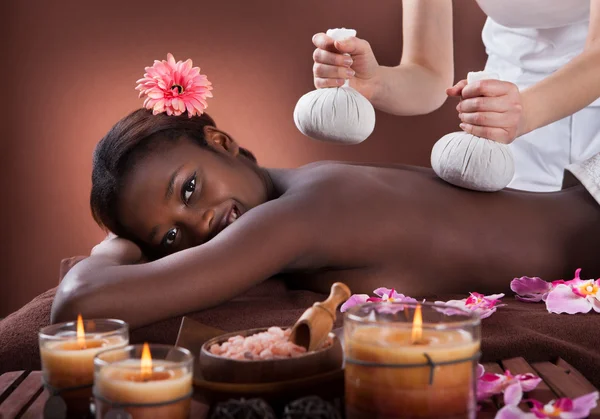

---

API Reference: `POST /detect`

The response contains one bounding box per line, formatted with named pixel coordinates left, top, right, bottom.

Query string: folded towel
left=564, top=152, right=600, bottom=206
left=0, top=275, right=328, bottom=374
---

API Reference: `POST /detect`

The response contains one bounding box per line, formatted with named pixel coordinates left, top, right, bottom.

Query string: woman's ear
left=203, top=126, right=239, bottom=157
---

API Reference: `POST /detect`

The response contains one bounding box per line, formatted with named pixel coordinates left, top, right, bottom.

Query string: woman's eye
left=182, top=175, right=196, bottom=204
left=162, top=228, right=178, bottom=247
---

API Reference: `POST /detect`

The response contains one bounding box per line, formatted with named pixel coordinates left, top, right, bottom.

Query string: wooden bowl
left=199, top=327, right=343, bottom=384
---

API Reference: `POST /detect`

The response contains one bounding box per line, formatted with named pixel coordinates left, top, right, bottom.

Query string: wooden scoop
left=289, top=282, right=351, bottom=352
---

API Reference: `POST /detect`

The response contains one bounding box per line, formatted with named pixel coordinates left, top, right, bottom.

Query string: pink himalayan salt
left=209, top=327, right=332, bottom=361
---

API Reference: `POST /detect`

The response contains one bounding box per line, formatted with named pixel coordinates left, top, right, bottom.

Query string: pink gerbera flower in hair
left=135, top=53, right=213, bottom=117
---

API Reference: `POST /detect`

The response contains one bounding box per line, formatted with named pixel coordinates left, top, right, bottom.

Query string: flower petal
left=340, top=294, right=369, bottom=313
left=510, top=276, right=552, bottom=302
left=545, top=285, right=592, bottom=314
left=373, top=287, right=393, bottom=298
left=476, top=373, right=504, bottom=401
left=568, top=391, right=599, bottom=417
left=375, top=303, right=411, bottom=314
left=494, top=405, right=537, bottom=419
left=554, top=397, right=573, bottom=412
left=433, top=301, right=470, bottom=317
left=592, top=296, right=600, bottom=313
left=437, top=299, right=466, bottom=306
left=167, top=53, right=176, bottom=66
left=366, top=297, right=383, bottom=303
left=519, top=374, right=542, bottom=393
left=503, top=382, right=524, bottom=406
left=477, top=307, right=498, bottom=320
left=476, top=363, right=485, bottom=378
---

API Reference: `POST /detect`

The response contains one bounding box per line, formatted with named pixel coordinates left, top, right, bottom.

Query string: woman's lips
left=215, top=203, right=242, bottom=236
left=226, top=205, right=240, bottom=225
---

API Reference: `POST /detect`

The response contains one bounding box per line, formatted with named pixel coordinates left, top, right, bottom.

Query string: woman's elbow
left=50, top=273, right=95, bottom=324
left=51, top=287, right=82, bottom=324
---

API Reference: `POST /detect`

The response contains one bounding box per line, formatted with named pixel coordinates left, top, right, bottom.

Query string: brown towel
left=1, top=273, right=599, bottom=387
left=0, top=278, right=327, bottom=374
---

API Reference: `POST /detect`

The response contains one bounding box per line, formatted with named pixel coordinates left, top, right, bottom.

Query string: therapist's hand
left=312, top=33, right=379, bottom=100
left=447, top=79, right=526, bottom=144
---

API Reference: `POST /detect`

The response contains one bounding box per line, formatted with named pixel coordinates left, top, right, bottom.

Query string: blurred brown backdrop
left=0, top=1, right=487, bottom=316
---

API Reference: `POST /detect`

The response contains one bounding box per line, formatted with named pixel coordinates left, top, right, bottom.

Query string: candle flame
left=140, top=343, right=152, bottom=380
left=76, top=314, right=86, bottom=349
left=411, top=304, right=423, bottom=343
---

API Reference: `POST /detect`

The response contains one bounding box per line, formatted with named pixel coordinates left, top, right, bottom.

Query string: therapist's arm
left=312, top=0, right=453, bottom=115
left=519, top=1, right=600, bottom=135
left=450, top=0, right=600, bottom=142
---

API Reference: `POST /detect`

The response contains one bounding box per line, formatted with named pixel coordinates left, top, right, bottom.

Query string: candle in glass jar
left=94, top=343, right=193, bottom=419
left=39, top=316, right=129, bottom=416
left=345, top=303, right=480, bottom=419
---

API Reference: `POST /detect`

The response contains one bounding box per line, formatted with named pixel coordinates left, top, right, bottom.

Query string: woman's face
left=118, top=127, right=269, bottom=256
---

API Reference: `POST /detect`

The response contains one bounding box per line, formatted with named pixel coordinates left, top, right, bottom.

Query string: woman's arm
left=449, top=1, right=600, bottom=142
left=311, top=0, right=453, bottom=115
left=51, top=197, right=310, bottom=328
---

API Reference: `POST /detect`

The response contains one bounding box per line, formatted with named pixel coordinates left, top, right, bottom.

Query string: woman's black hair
left=90, top=108, right=256, bottom=240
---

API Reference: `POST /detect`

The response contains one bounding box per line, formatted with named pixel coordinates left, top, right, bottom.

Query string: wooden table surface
left=0, top=371, right=209, bottom=419
left=1, top=357, right=598, bottom=418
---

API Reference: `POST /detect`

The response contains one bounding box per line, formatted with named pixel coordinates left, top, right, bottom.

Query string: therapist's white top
left=475, top=0, right=600, bottom=192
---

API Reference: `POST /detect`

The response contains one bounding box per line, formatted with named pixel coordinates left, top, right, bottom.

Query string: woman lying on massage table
left=52, top=108, right=600, bottom=328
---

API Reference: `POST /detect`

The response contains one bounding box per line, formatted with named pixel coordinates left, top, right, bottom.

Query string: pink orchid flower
left=545, top=277, right=600, bottom=314
left=435, top=292, right=506, bottom=319
left=477, top=369, right=542, bottom=405
left=511, top=269, right=600, bottom=314
left=136, top=53, right=213, bottom=117
left=510, top=276, right=554, bottom=302
left=511, top=269, right=583, bottom=303
left=340, top=288, right=417, bottom=313
left=495, top=392, right=599, bottom=419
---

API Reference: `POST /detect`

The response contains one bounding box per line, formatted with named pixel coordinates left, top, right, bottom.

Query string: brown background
left=0, top=1, right=487, bottom=316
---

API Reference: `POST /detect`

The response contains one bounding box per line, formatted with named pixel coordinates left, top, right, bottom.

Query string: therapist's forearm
left=520, top=43, right=600, bottom=136
left=370, top=63, right=453, bottom=115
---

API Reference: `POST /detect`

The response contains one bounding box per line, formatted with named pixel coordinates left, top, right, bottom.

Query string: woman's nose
left=197, top=207, right=216, bottom=238
left=183, top=207, right=216, bottom=244
left=201, top=208, right=216, bottom=233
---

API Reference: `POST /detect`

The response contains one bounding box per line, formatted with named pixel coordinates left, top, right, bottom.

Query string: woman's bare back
left=270, top=162, right=600, bottom=295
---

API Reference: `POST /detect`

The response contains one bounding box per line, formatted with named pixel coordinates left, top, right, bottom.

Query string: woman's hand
left=311, top=33, right=380, bottom=100
left=447, top=79, right=526, bottom=143
left=90, top=233, right=143, bottom=265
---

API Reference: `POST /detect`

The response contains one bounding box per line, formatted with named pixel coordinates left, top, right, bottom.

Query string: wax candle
left=344, top=303, right=481, bottom=419
left=93, top=343, right=193, bottom=419
left=39, top=316, right=129, bottom=417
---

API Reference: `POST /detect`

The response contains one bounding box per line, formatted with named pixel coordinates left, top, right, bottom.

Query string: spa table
left=0, top=357, right=598, bottom=418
